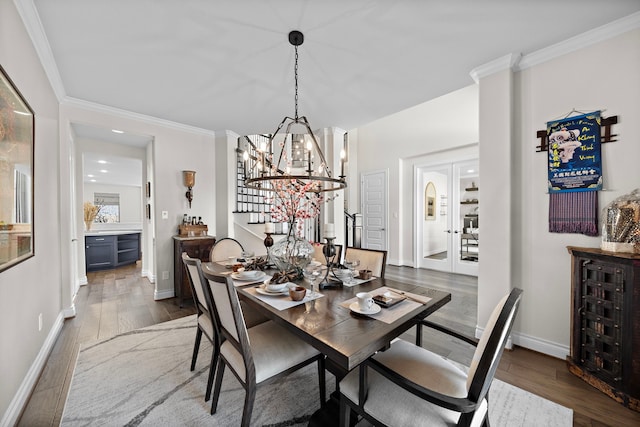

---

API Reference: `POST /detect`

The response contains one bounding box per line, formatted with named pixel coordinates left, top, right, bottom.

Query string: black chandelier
left=243, top=30, right=347, bottom=194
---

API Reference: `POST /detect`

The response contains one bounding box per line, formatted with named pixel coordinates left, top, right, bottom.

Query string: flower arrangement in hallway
left=83, top=202, right=102, bottom=230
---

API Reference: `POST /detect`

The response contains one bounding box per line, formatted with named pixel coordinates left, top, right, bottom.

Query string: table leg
left=308, top=358, right=358, bottom=426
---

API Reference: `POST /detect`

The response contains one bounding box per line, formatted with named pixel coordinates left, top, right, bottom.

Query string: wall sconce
left=183, top=170, right=196, bottom=208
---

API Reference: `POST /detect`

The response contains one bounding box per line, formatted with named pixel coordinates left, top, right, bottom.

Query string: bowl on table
left=288, top=286, right=307, bottom=301
left=236, top=269, right=260, bottom=280
left=265, top=281, right=289, bottom=292
left=358, top=269, right=372, bottom=280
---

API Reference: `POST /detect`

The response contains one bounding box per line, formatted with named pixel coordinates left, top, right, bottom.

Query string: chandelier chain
left=294, top=45, right=299, bottom=120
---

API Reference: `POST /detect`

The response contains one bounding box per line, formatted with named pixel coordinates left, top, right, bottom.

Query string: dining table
left=203, top=260, right=451, bottom=425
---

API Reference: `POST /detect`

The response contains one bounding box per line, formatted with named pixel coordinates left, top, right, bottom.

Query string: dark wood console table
left=173, top=235, right=215, bottom=307
left=567, top=246, right=640, bottom=412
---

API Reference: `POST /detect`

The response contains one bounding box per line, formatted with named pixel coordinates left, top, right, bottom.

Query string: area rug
left=61, top=316, right=572, bottom=426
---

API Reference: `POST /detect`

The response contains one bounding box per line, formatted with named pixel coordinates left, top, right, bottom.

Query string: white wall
left=507, top=28, right=640, bottom=355
left=352, top=84, right=480, bottom=265
left=83, top=183, right=142, bottom=224
left=0, top=0, right=62, bottom=422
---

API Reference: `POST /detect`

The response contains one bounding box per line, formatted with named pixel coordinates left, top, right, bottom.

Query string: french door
left=416, top=159, right=478, bottom=276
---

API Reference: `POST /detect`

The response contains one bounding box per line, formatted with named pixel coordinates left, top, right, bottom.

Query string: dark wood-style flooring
left=17, top=263, right=640, bottom=426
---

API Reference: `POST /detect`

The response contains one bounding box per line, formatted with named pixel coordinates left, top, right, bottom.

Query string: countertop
left=85, top=230, right=141, bottom=237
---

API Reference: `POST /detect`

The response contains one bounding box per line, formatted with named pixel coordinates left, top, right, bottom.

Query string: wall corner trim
left=517, top=11, right=640, bottom=71
left=469, top=53, right=522, bottom=83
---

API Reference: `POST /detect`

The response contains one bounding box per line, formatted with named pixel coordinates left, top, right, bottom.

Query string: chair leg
left=210, top=360, right=226, bottom=415
left=415, top=322, right=423, bottom=347
left=339, top=395, right=351, bottom=427
left=241, top=382, right=256, bottom=427
left=204, top=341, right=219, bottom=402
left=317, top=356, right=326, bottom=407
left=191, top=328, right=203, bottom=371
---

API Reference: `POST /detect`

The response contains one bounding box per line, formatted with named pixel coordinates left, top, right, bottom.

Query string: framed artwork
left=425, top=182, right=436, bottom=220
left=0, top=65, right=35, bottom=273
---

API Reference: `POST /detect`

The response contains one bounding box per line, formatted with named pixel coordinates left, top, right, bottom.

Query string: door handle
left=454, top=230, right=459, bottom=234
left=444, top=230, right=451, bottom=233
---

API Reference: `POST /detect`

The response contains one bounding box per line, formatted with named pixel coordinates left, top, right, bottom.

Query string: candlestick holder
left=263, top=232, right=274, bottom=268
left=319, top=237, right=342, bottom=289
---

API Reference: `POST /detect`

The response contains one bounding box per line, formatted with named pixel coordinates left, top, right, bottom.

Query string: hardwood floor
left=17, top=263, right=640, bottom=426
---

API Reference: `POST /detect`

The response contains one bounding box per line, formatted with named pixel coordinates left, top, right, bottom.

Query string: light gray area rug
left=62, top=315, right=572, bottom=426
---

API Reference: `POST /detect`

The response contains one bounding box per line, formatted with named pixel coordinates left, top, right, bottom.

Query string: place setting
left=245, top=267, right=325, bottom=310
left=341, top=287, right=432, bottom=324
left=230, top=269, right=269, bottom=286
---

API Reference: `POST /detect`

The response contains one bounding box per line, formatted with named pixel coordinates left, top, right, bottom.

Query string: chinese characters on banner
left=547, top=111, right=602, bottom=193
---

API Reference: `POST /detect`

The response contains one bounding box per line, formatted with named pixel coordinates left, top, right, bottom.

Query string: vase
left=270, top=234, right=313, bottom=279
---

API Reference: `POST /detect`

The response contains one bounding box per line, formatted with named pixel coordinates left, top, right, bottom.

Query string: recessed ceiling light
left=98, top=160, right=107, bottom=164
left=112, top=129, right=124, bottom=134
left=467, top=169, right=475, bottom=173
left=100, top=169, right=108, bottom=173
left=87, top=174, right=94, bottom=178
left=90, top=179, right=96, bottom=182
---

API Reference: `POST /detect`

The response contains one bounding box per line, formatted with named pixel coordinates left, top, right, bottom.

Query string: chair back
left=344, top=247, right=387, bottom=278
left=182, top=252, right=214, bottom=320
left=210, top=238, right=244, bottom=262
left=311, top=242, right=343, bottom=265
left=466, top=288, right=523, bottom=404
left=202, top=269, right=254, bottom=378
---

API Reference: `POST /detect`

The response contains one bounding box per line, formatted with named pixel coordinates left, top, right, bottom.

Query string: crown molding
left=517, top=11, right=640, bottom=71
left=62, top=97, right=215, bottom=137
left=13, top=0, right=66, bottom=101
left=469, top=53, right=522, bottom=83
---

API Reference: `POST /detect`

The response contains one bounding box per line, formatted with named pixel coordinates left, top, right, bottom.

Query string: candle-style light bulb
left=243, top=151, right=249, bottom=161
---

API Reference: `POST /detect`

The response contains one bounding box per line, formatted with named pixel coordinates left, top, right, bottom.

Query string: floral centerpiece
left=83, top=202, right=102, bottom=231
left=267, top=179, right=323, bottom=280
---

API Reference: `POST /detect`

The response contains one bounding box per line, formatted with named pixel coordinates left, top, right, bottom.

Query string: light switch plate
left=161, top=211, right=169, bottom=219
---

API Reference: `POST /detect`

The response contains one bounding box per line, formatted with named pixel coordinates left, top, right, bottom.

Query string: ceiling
left=30, top=0, right=640, bottom=139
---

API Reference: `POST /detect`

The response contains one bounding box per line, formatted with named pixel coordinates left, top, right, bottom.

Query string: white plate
left=349, top=302, right=381, bottom=315
left=231, top=271, right=266, bottom=281
left=256, top=284, right=289, bottom=296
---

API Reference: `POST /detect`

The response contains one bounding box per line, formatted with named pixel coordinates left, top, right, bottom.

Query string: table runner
left=243, top=286, right=324, bottom=310
left=340, top=287, right=432, bottom=324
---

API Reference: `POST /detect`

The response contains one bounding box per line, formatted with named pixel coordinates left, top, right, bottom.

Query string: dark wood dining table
left=204, top=261, right=451, bottom=424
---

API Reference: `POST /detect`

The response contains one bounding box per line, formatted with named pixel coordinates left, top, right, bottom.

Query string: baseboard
left=475, top=325, right=569, bottom=360
left=62, top=304, right=76, bottom=319
left=0, top=312, right=64, bottom=427
left=79, top=275, right=87, bottom=286
left=154, top=288, right=174, bottom=300
left=144, top=272, right=156, bottom=284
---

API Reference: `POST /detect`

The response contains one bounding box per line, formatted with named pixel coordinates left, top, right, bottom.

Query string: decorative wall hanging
left=535, top=109, right=619, bottom=237
left=547, top=111, right=602, bottom=193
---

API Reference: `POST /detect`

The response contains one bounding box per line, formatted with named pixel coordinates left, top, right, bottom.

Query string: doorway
left=361, top=170, right=388, bottom=250
left=416, top=159, right=478, bottom=276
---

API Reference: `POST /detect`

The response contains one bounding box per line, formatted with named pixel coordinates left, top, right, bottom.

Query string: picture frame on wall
left=0, top=64, right=35, bottom=273
left=425, top=181, right=436, bottom=220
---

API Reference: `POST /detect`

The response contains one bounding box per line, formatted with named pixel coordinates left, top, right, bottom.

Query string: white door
left=417, top=160, right=478, bottom=276
left=361, top=171, right=387, bottom=250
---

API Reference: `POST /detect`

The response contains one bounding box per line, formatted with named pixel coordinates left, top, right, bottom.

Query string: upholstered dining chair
left=182, top=252, right=219, bottom=402
left=202, top=269, right=326, bottom=426
left=339, top=287, right=523, bottom=427
left=209, top=237, right=244, bottom=262
left=344, top=247, right=387, bottom=278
